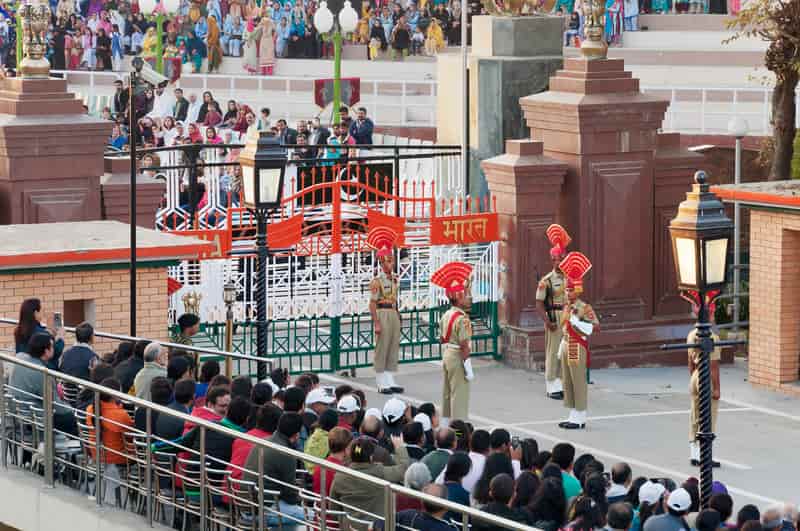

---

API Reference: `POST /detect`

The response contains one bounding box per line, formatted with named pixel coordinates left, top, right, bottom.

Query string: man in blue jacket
left=59, top=322, right=99, bottom=382
left=349, top=107, right=374, bottom=145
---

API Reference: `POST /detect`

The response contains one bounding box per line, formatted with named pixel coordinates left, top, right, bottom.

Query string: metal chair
left=227, top=476, right=259, bottom=531
left=205, top=466, right=232, bottom=530
left=345, top=512, right=376, bottom=531
left=176, top=457, right=203, bottom=531
left=153, top=451, right=184, bottom=526
left=61, top=383, right=81, bottom=407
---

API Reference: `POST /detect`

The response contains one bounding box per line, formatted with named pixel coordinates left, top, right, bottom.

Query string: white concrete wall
left=0, top=467, right=171, bottom=531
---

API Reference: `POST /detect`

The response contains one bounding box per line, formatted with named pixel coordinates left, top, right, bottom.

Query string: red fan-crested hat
left=367, top=226, right=398, bottom=258
left=431, top=261, right=473, bottom=297
left=680, top=289, right=721, bottom=317
left=546, top=224, right=571, bottom=259
left=559, top=251, right=592, bottom=292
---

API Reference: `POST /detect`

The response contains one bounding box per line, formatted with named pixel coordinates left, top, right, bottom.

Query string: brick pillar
left=749, top=210, right=800, bottom=390
left=482, top=140, right=568, bottom=369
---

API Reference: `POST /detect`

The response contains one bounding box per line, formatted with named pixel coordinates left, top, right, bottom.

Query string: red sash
left=441, top=310, right=463, bottom=344
left=565, top=320, right=591, bottom=366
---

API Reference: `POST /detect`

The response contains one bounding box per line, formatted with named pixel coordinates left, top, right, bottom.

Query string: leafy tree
left=727, top=0, right=800, bottom=181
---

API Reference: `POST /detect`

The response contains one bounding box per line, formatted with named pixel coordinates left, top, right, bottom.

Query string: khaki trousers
left=442, top=346, right=470, bottom=420
left=544, top=326, right=563, bottom=383
left=689, top=372, right=719, bottom=441
left=374, top=309, right=401, bottom=372
left=560, top=340, right=587, bottom=411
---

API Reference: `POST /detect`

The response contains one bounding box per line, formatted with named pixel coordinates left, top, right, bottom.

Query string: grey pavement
left=318, top=357, right=800, bottom=510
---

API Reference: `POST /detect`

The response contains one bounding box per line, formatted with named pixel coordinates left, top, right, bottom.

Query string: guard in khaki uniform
left=432, top=261, right=475, bottom=423
left=535, top=224, right=571, bottom=399
left=368, top=227, right=404, bottom=394
left=682, top=289, right=722, bottom=468
left=557, top=252, right=599, bottom=430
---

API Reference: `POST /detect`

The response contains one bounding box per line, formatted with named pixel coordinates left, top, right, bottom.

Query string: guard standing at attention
left=432, top=261, right=474, bottom=424
left=535, top=224, right=571, bottom=400
left=557, top=252, right=599, bottom=430
left=681, top=289, right=722, bottom=468
left=368, top=227, right=404, bottom=395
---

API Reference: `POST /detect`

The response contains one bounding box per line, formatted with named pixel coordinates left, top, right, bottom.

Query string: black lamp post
left=240, top=131, right=287, bottom=380
left=668, top=170, right=733, bottom=508
left=129, top=56, right=145, bottom=337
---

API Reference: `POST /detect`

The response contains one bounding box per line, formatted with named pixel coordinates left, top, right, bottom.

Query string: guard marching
left=682, top=289, right=722, bottom=468
left=367, top=227, right=404, bottom=395
left=535, top=224, right=571, bottom=399
left=557, top=252, right=599, bottom=430
left=432, top=261, right=475, bottom=423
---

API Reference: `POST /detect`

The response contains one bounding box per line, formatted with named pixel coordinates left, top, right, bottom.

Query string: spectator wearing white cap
left=643, top=488, right=691, bottom=531
left=365, top=407, right=383, bottom=421
left=303, top=387, right=336, bottom=431
left=382, top=397, right=408, bottom=438
left=635, top=480, right=667, bottom=531
left=336, top=394, right=362, bottom=437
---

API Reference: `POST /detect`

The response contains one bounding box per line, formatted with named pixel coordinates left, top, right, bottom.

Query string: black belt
left=548, top=304, right=564, bottom=310
left=377, top=303, right=396, bottom=309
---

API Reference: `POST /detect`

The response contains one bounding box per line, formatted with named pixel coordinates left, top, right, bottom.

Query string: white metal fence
left=53, top=69, right=437, bottom=127
left=641, top=85, right=800, bottom=136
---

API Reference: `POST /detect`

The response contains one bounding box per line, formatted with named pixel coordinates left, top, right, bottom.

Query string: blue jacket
left=59, top=344, right=98, bottom=381
left=349, top=118, right=374, bottom=145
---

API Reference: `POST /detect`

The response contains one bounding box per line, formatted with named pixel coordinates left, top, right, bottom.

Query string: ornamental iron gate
left=146, top=144, right=500, bottom=374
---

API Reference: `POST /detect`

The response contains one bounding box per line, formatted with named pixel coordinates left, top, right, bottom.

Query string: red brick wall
left=749, top=210, right=800, bottom=395
left=0, top=266, right=170, bottom=356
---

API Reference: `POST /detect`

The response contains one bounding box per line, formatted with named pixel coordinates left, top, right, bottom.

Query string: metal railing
left=51, top=69, right=437, bottom=127
left=642, top=85, right=800, bottom=136
left=0, top=348, right=533, bottom=531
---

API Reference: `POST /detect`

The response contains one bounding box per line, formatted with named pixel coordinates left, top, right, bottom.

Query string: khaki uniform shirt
left=536, top=270, right=566, bottom=322
left=369, top=270, right=398, bottom=306
left=687, top=328, right=721, bottom=395
left=561, top=299, right=599, bottom=362
left=440, top=307, right=472, bottom=349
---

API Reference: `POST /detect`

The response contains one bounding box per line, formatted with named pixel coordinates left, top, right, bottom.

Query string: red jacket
left=183, top=406, right=222, bottom=435
left=228, top=428, right=271, bottom=482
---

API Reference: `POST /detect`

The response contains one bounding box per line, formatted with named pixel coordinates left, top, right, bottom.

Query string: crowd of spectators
left=8, top=296, right=800, bottom=531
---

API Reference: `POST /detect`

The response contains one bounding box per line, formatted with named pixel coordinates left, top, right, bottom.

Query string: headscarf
left=207, top=14, right=220, bottom=44
left=187, top=123, right=204, bottom=143
left=246, top=16, right=255, bottom=32
left=233, top=105, right=252, bottom=134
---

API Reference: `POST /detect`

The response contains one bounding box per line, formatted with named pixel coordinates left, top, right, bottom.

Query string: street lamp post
left=138, top=0, right=180, bottom=74
left=668, top=170, right=734, bottom=509
left=313, top=0, right=359, bottom=125
left=223, top=281, right=237, bottom=378
left=129, top=56, right=145, bottom=337
left=239, top=131, right=287, bottom=381
left=727, top=117, right=748, bottom=335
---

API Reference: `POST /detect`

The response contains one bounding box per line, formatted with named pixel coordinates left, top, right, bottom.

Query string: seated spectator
left=382, top=397, right=408, bottom=438
left=244, top=412, right=307, bottom=527
left=415, top=410, right=436, bottom=452
left=10, top=332, right=77, bottom=435
left=156, top=379, right=196, bottom=441
left=304, top=408, right=339, bottom=472
left=564, top=11, right=580, bottom=46
left=473, top=473, right=529, bottom=531
left=697, top=509, right=723, bottom=531
left=461, top=429, right=490, bottom=494
left=636, top=481, right=668, bottom=531
left=510, top=471, right=540, bottom=511
left=608, top=462, right=632, bottom=503
left=115, top=339, right=149, bottom=394
left=607, top=502, right=635, bottom=531
left=336, top=394, right=362, bottom=437
left=135, top=376, right=172, bottom=432
left=710, top=493, right=734, bottom=528
left=737, top=505, right=761, bottom=530
left=552, top=442, right=582, bottom=500
left=246, top=382, right=273, bottom=428
left=443, top=452, right=472, bottom=520
left=303, top=387, right=336, bottom=431
left=374, top=483, right=456, bottom=531
left=184, top=385, right=230, bottom=433
left=195, top=359, right=220, bottom=399
left=361, top=415, right=394, bottom=465
left=761, top=506, right=784, bottom=531
left=490, top=428, right=523, bottom=477
left=473, top=452, right=515, bottom=506
left=59, top=321, right=99, bottom=382
left=398, top=462, right=433, bottom=512
left=565, top=494, right=605, bottom=531
left=329, top=435, right=410, bottom=527
left=132, top=342, right=167, bottom=399
left=524, top=476, right=568, bottom=531
left=422, top=428, right=457, bottom=480
left=75, top=362, right=115, bottom=413
left=86, top=377, right=133, bottom=465
left=313, top=426, right=353, bottom=497
left=643, top=488, right=692, bottom=531
left=229, top=403, right=282, bottom=481
left=449, top=419, right=472, bottom=453
left=230, top=375, right=253, bottom=400
left=404, top=421, right=427, bottom=461
left=519, top=438, right=539, bottom=473
left=167, top=355, right=192, bottom=383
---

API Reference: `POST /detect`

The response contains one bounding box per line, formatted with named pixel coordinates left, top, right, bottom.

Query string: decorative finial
left=580, top=0, right=608, bottom=60
left=19, top=0, right=51, bottom=78
left=694, top=170, right=707, bottom=185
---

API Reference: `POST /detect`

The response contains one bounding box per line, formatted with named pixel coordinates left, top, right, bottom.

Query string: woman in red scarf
left=187, top=123, right=204, bottom=143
